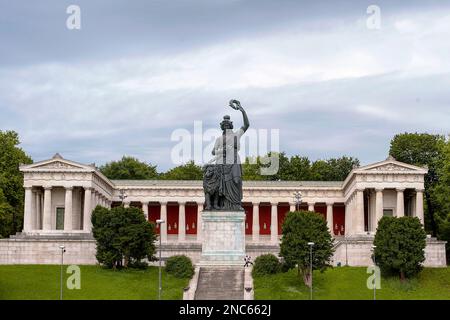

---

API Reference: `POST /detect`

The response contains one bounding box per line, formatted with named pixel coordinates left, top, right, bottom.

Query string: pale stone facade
left=0, top=153, right=446, bottom=267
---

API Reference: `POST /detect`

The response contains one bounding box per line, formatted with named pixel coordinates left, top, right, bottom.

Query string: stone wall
left=0, top=237, right=446, bottom=267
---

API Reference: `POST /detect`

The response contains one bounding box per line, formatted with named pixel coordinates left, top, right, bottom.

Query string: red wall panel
left=167, top=204, right=179, bottom=234
left=277, top=204, right=290, bottom=234
left=243, top=204, right=253, bottom=235
left=259, top=205, right=271, bottom=235
left=148, top=204, right=161, bottom=234
left=314, top=205, right=327, bottom=220
left=333, top=205, right=345, bottom=236
left=185, top=204, right=198, bottom=235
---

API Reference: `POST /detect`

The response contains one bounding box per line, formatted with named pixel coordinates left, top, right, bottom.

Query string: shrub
left=165, top=255, right=194, bottom=278
left=91, top=205, right=156, bottom=269
left=252, top=254, right=281, bottom=276
left=374, top=216, right=426, bottom=280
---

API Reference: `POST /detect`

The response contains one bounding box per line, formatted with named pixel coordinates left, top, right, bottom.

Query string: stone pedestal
left=199, top=211, right=245, bottom=266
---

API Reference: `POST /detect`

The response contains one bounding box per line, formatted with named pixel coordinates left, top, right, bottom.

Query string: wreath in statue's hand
left=229, top=99, right=242, bottom=111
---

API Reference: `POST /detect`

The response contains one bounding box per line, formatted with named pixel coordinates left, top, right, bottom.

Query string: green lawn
left=0, top=265, right=189, bottom=300
left=254, top=266, right=450, bottom=300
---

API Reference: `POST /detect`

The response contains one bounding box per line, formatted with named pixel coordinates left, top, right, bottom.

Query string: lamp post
left=156, top=219, right=165, bottom=300
left=293, top=191, right=302, bottom=211
left=59, top=245, right=65, bottom=300
left=119, top=189, right=127, bottom=205
left=307, top=242, right=314, bottom=300
left=371, top=245, right=377, bottom=301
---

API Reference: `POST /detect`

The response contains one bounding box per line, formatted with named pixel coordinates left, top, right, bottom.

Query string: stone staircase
left=194, top=267, right=244, bottom=300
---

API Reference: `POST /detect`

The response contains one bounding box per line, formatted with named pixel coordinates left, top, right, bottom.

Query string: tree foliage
left=389, top=133, right=446, bottom=237
left=432, top=138, right=450, bottom=263
left=242, top=152, right=359, bottom=181
left=99, top=156, right=158, bottom=180
left=0, top=130, right=32, bottom=237
left=279, top=211, right=334, bottom=286
left=161, top=161, right=203, bottom=180
left=374, top=216, right=426, bottom=280
left=91, top=205, right=156, bottom=268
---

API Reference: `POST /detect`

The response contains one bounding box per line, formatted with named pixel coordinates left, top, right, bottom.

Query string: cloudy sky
left=1, top=0, right=449, bottom=171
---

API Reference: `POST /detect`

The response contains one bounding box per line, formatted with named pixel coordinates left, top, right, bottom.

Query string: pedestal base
left=199, top=211, right=245, bottom=266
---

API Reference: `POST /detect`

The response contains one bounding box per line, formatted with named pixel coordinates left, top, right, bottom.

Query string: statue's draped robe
left=213, top=128, right=245, bottom=211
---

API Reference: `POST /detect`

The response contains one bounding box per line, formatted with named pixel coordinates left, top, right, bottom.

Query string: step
left=194, top=267, right=244, bottom=300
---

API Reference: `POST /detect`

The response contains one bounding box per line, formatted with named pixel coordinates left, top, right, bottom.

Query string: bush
left=165, top=255, right=194, bottom=278
left=91, top=205, right=156, bottom=269
left=252, top=254, right=281, bottom=276
left=374, top=216, right=426, bottom=280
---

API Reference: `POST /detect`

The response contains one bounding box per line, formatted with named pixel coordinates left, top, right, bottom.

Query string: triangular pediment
left=356, top=157, right=427, bottom=173
left=20, top=154, right=95, bottom=171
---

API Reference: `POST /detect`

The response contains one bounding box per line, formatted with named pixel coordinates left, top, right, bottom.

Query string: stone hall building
left=0, top=153, right=446, bottom=266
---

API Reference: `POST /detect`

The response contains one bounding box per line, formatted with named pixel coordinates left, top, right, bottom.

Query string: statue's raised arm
left=229, top=99, right=249, bottom=133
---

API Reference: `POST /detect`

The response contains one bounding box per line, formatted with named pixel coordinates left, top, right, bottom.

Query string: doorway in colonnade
left=277, top=203, right=290, bottom=235
left=130, top=202, right=141, bottom=209
left=185, top=202, right=198, bottom=240
left=259, top=203, right=271, bottom=237
left=333, top=204, right=345, bottom=236
left=242, top=203, right=253, bottom=236
left=148, top=202, right=161, bottom=234
left=167, top=202, right=179, bottom=238
left=314, top=204, right=327, bottom=220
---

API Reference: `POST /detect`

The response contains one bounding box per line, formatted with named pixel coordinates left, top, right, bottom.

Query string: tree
left=99, top=156, right=158, bottom=180
left=0, top=130, right=32, bottom=237
left=433, top=137, right=450, bottom=263
left=241, top=152, right=359, bottom=182
left=374, top=216, right=426, bottom=280
left=161, top=161, right=203, bottom=180
left=279, top=211, right=334, bottom=286
left=91, top=205, right=156, bottom=268
left=310, top=156, right=360, bottom=181
left=389, top=133, right=446, bottom=236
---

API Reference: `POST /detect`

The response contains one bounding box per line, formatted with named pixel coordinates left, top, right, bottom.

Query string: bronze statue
left=203, top=99, right=249, bottom=211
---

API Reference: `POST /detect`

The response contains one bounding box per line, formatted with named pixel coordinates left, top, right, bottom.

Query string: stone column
left=64, top=187, right=73, bottom=231
left=160, top=202, right=168, bottom=242
left=396, top=188, right=405, bottom=217
left=30, top=190, right=39, bottom=230
left=308, top=203, right=315, bottom=212
left=197, top=203, right=203, bottom=241
left=142, top=201, right=149, bottom=220
left=326, top=202, right=333, bottom=234
left=252, top=202, right=260, bottom=242
left=94, top=192, right=99, bottom=208
left=355, top=189, right=365, bottom=234
left=416, top=188, right=424, bottom=225
left=83, top=187, right=92, bottom=232
left=23, top=187, right=33, bottom=232
left=178, top=202, right=186, bottom=242
left=123, top=201, right=130, bottom=208
left=35, top=191, right=42, bottom=229
left=289, top=202, right=296, bottom=212
left=375, top=188, right=384, bottom=227
left=270, top=202, right=278, bottom=243
left=43, top=187, right=52, bottom=231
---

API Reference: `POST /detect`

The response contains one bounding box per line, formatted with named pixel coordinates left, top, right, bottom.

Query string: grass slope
left=253, top=266, right=450, bottom=300
left=0, top=265, right=189, bottom=300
